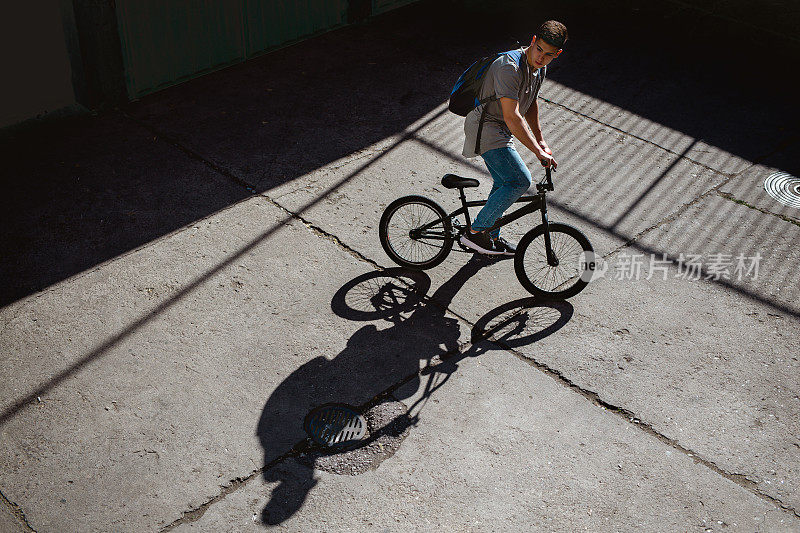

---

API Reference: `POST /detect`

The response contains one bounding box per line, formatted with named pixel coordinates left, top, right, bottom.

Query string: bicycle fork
left=540, top=199, right=560, bottom=267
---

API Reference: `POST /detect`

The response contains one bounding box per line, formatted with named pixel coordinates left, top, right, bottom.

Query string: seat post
left=458, top=187, right=472, bottom=227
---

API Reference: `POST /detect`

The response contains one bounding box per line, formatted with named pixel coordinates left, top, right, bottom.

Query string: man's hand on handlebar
left=536, top=145, right=557, bottom=169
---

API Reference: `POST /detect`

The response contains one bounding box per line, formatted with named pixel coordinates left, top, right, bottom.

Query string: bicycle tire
left=379, top=195, right=453, bottom=270
left=514, top=222, right=594, bottom=299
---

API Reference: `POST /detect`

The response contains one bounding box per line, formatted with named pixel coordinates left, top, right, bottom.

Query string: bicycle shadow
left=256, top=259, right=573, bottom=525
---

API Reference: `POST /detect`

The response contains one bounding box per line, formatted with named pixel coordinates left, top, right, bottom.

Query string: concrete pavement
left=2, top=0, right=799, bottom=531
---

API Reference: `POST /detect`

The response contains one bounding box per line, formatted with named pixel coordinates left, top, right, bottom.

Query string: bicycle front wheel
left=514, top=222, right=593, bottom=299
left=379, top=195, right=453, bottom=270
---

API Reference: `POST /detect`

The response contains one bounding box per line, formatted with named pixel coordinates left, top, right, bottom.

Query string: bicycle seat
left=441, top=174, right=480, bottom=189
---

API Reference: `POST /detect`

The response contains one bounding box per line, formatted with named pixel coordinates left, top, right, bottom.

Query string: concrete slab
left=172, top=345, right=795, bottom=532
left=636, top=190, right=800, bottom=314
left=540, top=81, right=757, bottom=176
left=0, top=113, right=250, bottom=307
left=718, top=142, right=800, bottom=224
left=0, top=196, right=470, bottom=532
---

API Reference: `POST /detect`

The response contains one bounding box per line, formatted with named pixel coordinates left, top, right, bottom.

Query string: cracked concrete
left=717, top=190, right=800, bottom=229
left=2, top=0, right=799, bottom=530
left=0, top=491, right=35, bottom=532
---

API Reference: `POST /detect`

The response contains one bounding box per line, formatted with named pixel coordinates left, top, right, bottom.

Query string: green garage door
left=245, top=0, right=348, bottom=56
left=116, top=0, right=349, bottom=99
left=372, top=0, right=417, bottom=16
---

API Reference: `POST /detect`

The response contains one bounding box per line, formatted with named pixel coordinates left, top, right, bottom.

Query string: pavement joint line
left=121, top=111, right=261, bottom=195
left=1, top=110, right=453, bottom=423
left=156, top=281, right=521, bottom=531
left=158, top=295, right=800, bottom=528
left=534, top=152, right=799, bottom=318
left=237, top=186, right=800, bottom=517
left=607, top=140, right=699, bottom=230
left=125, top=104, right=799, bottom=520
left=717, top=190, right=800, bottom=228
left=0, top=489, right=36, bottom=532
left=123, top=109, right=392, bottom=275
left=8, top=18, right=795, bottom=529
left=122, top=97, right=795, bottom=314
left=0, top=204, right=307, bottom=426
left=252, top=191, right=385, bottom=272
left=597, top=131, right=800, bottom=261
left=711, top=132, right=800, bottom=226
left=118, top=108, right=450, bottom=275
left=539, top=96, right=736, bottom=178
left=257, top=191, right=482, bottom=318
left=398, top=102, right=796, bottom=316
left=158, top=447, right=305, bottom=532
left=392, top=287, right=800, bottom=518
left=556, top=166, right=735, bottom=269
left=590, top=140, right=760, bottom=261
left=249, top=180, right=481, bottom=327
left=487, top=336, right=800, bottom=520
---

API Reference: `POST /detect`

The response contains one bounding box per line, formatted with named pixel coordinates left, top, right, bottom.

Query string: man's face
left=528, top=36, right=562, bottom=68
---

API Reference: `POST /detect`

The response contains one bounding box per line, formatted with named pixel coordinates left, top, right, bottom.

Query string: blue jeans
left=472, top=146, right=532, bottom=239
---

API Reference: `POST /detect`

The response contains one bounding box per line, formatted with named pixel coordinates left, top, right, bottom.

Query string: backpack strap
left=474, top=95, right=496, bottom=154
left=474, top=49, right=521, bottom=155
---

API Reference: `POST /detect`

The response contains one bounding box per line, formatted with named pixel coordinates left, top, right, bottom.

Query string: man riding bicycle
left=459, top=20, right=567, bottom=256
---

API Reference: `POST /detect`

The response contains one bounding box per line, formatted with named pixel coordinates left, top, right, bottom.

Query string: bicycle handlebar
left=537, top=166, right=555, bottom=192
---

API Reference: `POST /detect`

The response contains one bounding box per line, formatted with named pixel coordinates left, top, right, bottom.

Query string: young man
left=460, top=20, right=567, bottom=255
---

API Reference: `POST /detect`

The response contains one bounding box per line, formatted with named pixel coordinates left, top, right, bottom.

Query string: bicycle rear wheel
left=514, top=222, right=593, bottom=299
left=379, top=195, right=453, bottom=270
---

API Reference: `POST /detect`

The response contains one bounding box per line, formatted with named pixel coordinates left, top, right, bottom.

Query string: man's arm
left=500, top=97, right=555, bottom=167
left=524, top=99, right=554, bottom=157
left=524, top=100, right=544, bottom=142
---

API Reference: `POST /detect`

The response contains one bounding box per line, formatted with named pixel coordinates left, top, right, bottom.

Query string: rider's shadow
left=256, top=258, right=573, bottom=525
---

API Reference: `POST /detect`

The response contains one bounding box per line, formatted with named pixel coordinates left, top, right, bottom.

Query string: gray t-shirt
left=462, top=49, right=545, bottom=158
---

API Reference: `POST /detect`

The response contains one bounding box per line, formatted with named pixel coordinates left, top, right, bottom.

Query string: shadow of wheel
left=471, top=297, right=574, bottom=348
left=330, top=268, right=431, bottom=321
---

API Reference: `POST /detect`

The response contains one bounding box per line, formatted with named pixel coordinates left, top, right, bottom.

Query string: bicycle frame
left=412, top=167, right=559, bottom=265
left=409, top=194, right=543, bottom=238
left=449, top=191, right=546, bottom=236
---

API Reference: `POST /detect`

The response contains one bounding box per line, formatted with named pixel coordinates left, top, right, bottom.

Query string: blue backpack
left=449, top=49, right=524, bottom=154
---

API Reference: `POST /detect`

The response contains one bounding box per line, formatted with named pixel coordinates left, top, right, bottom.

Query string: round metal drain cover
left=304, top=404, right=367, bottom=448
left=764, top=172, right=800, bottom=208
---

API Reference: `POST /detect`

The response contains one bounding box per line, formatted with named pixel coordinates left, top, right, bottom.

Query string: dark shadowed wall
left=0, top=2, right=78, bottom=128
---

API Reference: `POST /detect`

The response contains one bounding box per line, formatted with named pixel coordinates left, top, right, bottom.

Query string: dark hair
left=536, top=20, right=568, bottom=49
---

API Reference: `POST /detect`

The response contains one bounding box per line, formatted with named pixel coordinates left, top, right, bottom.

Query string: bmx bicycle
left=378, top=167, right=596, bottom=299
